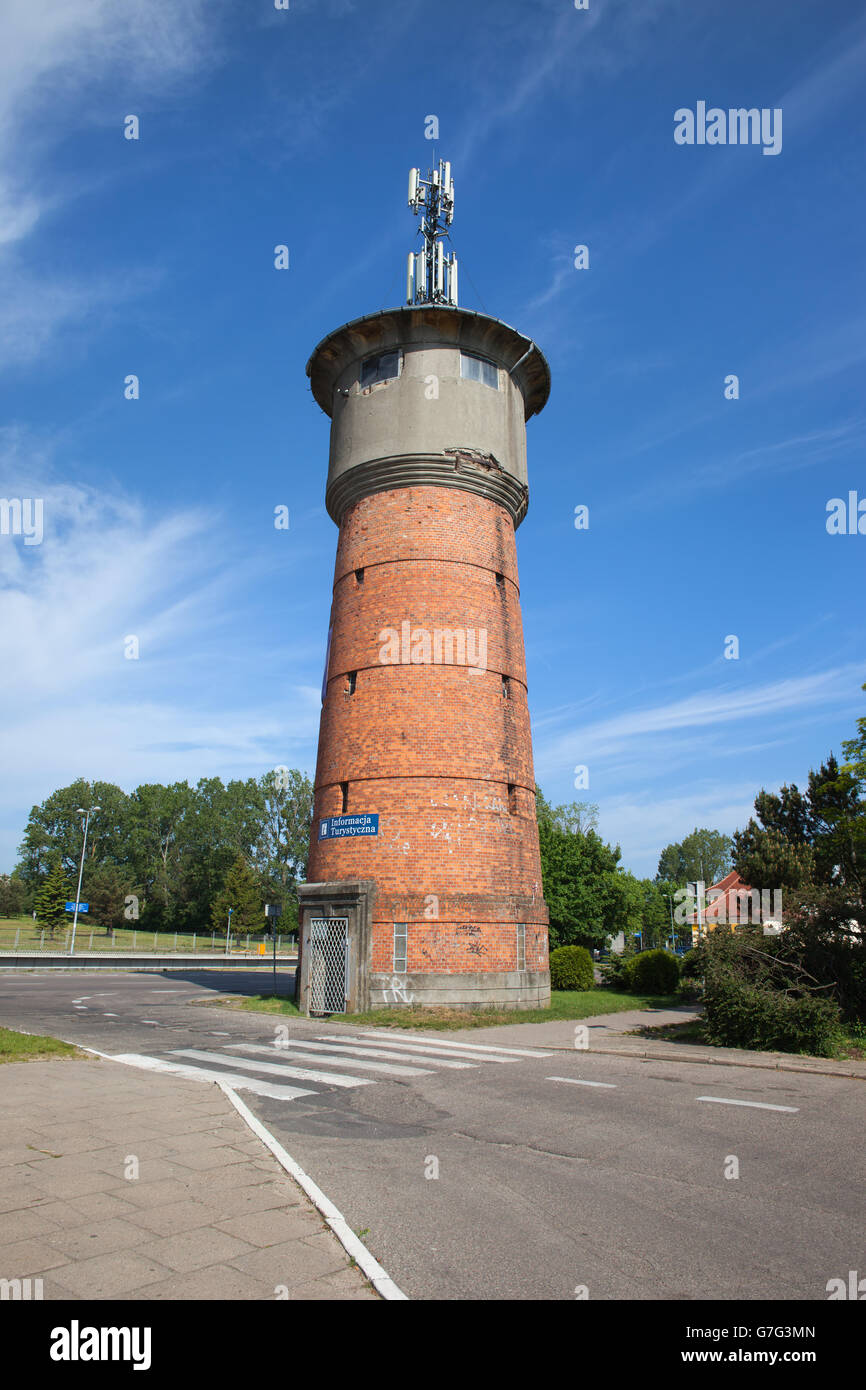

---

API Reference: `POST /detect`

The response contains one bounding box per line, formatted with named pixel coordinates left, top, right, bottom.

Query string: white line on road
left=231, top=1041, right=435, bottom=1078
left=697, top=1096, right=799, bottom=1113
left=217, top=1082, right=407, bottom=1300
left=103, top=1012, right=118, bottom=1017
left=546, top=1076, right=617, bottom=1089
left=317, top=1034, right=516, bottom=1064
left=107, top=1052, right=316, bottom=1101
left=140, top=1019, right=161, bottom=1025
left=172, top=1048, right=374, bottom=1089
left=303, top=1038, right=476, bottom=1068
left=363, top=1029, right=552, bottom=1057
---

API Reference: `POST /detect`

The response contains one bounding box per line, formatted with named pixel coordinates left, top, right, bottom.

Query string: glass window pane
left=460, top=351, right=498, bottom=389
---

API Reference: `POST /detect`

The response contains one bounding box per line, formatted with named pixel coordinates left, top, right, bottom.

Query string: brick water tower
left=297, top=159, right=551, bottom=1013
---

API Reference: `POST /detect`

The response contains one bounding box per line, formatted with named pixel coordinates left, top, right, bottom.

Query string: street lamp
left=69, top=805, right=100, bottom=956
left=225, top=906, right=233, bottom=956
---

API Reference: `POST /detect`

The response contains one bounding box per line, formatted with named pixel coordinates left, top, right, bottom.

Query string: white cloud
left=0, top=435, right=320, bottom=870
left=0, top=0, right=221, bottom=364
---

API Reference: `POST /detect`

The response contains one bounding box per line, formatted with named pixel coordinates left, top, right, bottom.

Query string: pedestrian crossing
left=109, top=1032, right=553, bottom=1104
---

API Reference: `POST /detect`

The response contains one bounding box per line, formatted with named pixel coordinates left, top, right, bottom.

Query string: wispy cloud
left=0, top=431, right=320, bottom=868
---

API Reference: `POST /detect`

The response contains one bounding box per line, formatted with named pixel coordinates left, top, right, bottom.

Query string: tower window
left=393, top=922, right=408, bottom=973
left=340, top=782, right=348, bottom=814
left=360, top=350, right=401, bottom=389
left=502, top=675, right=510, bottom=699
left=516, top=922, right=526, bottom=970
left=346, top=671, right=357, bottom=695
left=460, top=351, right=499, bottom=389
left=495, top=571, right=505, bottom=592
left=355, top=567, right=365, bottom=584
left=507, top=783, right=517, bottom=814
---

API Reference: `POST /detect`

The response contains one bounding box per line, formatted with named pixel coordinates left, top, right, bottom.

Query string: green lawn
left=235, top=987, right=680, bottom=1028
left=0, top=916, right=296, bottom=955
left=0, top=1025, right=82, bottom=1063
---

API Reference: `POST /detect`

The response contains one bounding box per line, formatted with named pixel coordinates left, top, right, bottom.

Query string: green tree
left=656, top=828, right=732, bottom=887
left=18, top=780, right=129, bottom=882
left=84, top=864, right=137, bottom=932
left=536, top=792, right=633, bottom=950
left=211, top=854, right=264, bottom=936
left=34, top=861, right=70, bottom=936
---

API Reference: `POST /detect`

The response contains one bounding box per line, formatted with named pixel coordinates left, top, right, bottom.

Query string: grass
left=635, top=1017, right=866, bottom=1062
left=0, top=1025, right=82, bottom=1063
left=232, top=986, right=680, bottom=1028
left=0, top=916, right=296, bottom=956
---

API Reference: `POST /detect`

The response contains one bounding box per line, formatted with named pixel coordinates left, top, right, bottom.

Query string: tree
left=84, top=864, right=137, bottom=932
left=656, top=828, right=732, bottom=887
left=17, top=780, right=129, bottom=882
left=733, top=730, right=865, bottom=900
left=252, top=768, right=314, bottom=930
left=211, top=855, right=264, bottom=936
left=34, top=861, right=70, bottom=937
left=0, top=873, right=29, bottom=918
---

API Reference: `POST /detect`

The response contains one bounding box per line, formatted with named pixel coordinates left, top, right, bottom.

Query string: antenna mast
left=405, top=158, right=458, bottom=307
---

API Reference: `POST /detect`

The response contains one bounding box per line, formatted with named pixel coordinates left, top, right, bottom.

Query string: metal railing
left=0, top=925, right=297, bottom=956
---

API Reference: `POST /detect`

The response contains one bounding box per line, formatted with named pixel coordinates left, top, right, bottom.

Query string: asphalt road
left=2, top=970, right=864, bottom=1301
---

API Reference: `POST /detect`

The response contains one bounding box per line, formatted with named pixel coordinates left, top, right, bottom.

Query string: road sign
left=65, top=902, right=89, bottom=913
left=265, top=903, right=283, bottom=918
left=318, top=813, right=379, bottom=840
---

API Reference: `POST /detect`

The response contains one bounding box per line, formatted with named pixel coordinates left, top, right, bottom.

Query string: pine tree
left=34, top=861, right=70, bottom=937
left=210, top=854, right=263, bottom=936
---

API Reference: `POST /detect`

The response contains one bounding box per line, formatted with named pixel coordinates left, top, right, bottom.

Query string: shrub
left=703, top=977, right=841, bottom=1057
left=549, top=944, right=595, bottom=991
left=627, top=948, right=680, bottom=995
left=600, top=948, right=636, bottom=989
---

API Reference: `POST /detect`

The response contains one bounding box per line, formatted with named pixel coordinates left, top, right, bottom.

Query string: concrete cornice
left=324, top=451, right=529, bottom=528
left=306, top=305, right=550, bottom=421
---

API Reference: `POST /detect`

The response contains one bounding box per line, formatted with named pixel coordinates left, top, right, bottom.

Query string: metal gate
left=308, top=917, right=350, bottom=1014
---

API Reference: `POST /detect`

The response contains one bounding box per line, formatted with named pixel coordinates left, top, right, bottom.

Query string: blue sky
left=1, top=0, right=864, bottom=877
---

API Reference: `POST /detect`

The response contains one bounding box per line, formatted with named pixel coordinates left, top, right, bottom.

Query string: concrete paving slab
left=0, top=1058, right=380, bottom=1301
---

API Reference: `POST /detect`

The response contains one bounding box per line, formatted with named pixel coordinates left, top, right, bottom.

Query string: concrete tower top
left=306, top=305, right=550, bottom=528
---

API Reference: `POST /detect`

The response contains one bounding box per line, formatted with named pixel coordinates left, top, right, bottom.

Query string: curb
left=69, top=1042, right=408, bottom=1301
left=217, top=1082, right=408, bottom=1301
left=550, top=1041, right=866, bottom=1081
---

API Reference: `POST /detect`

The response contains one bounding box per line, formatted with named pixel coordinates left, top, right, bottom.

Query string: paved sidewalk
left=400, top=1006, right=866, bottom=1080
left=0, top=1057, right=377, bottom=1300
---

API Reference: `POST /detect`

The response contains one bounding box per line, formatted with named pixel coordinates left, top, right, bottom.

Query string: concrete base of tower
left=369, top=969, right=550, bottom=1011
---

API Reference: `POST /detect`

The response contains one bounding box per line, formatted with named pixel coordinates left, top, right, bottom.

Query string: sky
left=0, top=0, right=864, bottom=878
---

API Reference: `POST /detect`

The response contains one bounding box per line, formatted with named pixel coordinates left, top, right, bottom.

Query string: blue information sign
left=65, top=902, right=89, bottom=913
left=318, top=814, right=379, bottom=840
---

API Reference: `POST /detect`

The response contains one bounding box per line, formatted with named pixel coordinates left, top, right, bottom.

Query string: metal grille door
left=308, top=917, right=349, bottom=1014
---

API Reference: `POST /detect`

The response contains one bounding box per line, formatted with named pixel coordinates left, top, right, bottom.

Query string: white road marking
left=208, top=1031, right=232, bottom=1036
left=217, top=1083, right=407, bottom=1300
left=71, top=997, right=90, bottom=1003
left=317, top=1034, right=515, bottom=1064
left=363, top=1029, right=552, bottom=1057
left=231, top=1042, right=433, bottom=1078
left=103, top=1012, right=118, bottom=1017
left=140, top=1019, right=161, bottom=1025
left=697, top=1096, right=799, bottom=1114
left=107, top=1052, right=315, bottom=1101
left=546, top=1076, right=617, bottom=1089
left=294, top=1039, right=475, bottom=1069
left=171, top=1049, right=374, bottom=1089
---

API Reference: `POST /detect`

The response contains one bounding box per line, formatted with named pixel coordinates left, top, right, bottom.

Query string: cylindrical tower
left=296, top=168, right=550, bottom=1013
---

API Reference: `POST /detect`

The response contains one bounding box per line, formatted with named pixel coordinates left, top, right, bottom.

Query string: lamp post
left=225, top=906, right=233, bottom=956
left=69, top=805, right=100, bottom=956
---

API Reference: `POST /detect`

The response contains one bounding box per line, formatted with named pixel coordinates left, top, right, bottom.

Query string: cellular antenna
left=405, top=158, right=458, bottom=306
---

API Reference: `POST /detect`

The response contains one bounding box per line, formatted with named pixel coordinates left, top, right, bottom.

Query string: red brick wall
left=307, top=485, right=549, bottom=975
